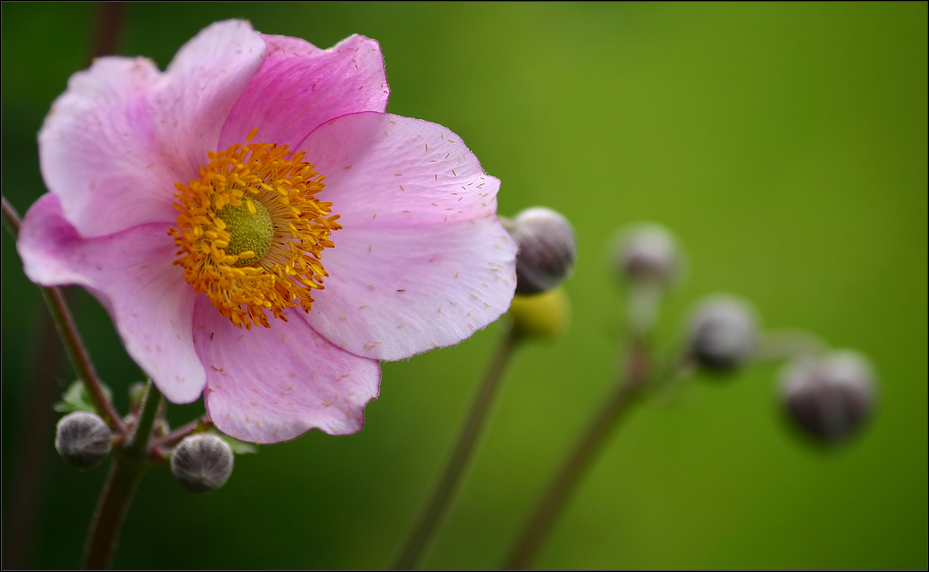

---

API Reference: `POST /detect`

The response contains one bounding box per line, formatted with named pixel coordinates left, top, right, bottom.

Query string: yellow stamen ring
left=169, top=135, right=341, bottom=329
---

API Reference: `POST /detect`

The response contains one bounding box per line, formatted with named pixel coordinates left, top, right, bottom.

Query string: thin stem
left=2, top=196, right=125, bottom=433
left=155, top=415, right=212, bottom=449
left=503, top=341, right=649, bottom=570
left=82, top=381, right=163, bottom=570
left=2, top=195, right=22, bottom=235
left=125, top=381, right=164, bottom=456
left=393, top=325, right=521, bottom=570
left=42, top=288, right=125, bottom=432
left=90, top=2, right=126, bottom=61
left=756, top=329, right=829, bottom=362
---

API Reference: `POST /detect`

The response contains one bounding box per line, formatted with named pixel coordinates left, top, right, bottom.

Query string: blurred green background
left=2, top=2, right=926, bottom=569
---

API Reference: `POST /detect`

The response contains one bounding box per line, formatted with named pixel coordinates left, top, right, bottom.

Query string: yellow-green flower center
left=168, top=129, right=342, bottom=330
left=217, top=199, right=274, bottom=266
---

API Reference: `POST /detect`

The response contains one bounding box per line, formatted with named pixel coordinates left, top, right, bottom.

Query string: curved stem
left=154, top=415, right=212, bottom=449
left=42, top=287, right=125, bottom=432
left=2, top=195, right=22, bottom=235
left=2, top=196, right=125, bottom=433
left=503, top=341, right=649, bottom=570
left=82, top=381, right=162, bottom=570
left=393, top=325, right=521, bottom=570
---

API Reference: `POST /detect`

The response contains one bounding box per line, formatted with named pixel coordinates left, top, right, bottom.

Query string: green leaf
left=209, top=430, right=258, bottom=455
left=53, top=380, right=113, bottom=414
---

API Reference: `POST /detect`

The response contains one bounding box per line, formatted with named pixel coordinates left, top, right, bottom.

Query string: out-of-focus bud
left=613, top=223, right=680, bottom=287
left=506, top=207, right=577, bottom=295
left=687, top=295, right=759, bottom=371
left=781, top=350, right=876, bottom=444
left=508, top=287, right=570, bottom=341
left=171, top=434, right=234, bottom=494
left=55, top=411, right=112, bottom=469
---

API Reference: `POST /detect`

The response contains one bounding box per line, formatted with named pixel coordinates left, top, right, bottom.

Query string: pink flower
left=17, top=21, right=516, bottom=444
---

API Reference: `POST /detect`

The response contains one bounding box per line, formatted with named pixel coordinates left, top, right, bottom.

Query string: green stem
left=503, top=341, right=649, bottom=570
left=82, top=381, right=163, bottom=570
left=393, top=325, right=521, bottom=570
left=756, top=329, right=829, bottom=362
left=2, top=196, right=125, bottom=433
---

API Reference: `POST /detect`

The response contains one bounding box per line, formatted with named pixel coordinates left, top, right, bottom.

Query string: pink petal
left=17, top=194, right=205, bottom=403
left=39, top=20, right=266, bottom=239
left=219, top=34, right=388, bottom=151
left=296, top=113, right=517, bottom=361
left=157, top=20, right=267, bottom=180
left=38, top=57, right=178, bottom=238
left=195, top=299, right=381, bottom=444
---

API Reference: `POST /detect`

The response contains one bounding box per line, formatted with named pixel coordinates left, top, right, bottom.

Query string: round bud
left=687, top=295, right=759, bottom=371
left=508, top=207, right=577, bottom=295
left=781, top=350, right=876, bottom=444
left=55, top=412, right=112, bottom=469
left=613, top=223, right=680, bottom=287
left=508, top=287, right=570, bottom=340
left=171, top=434, right=234, bottom=494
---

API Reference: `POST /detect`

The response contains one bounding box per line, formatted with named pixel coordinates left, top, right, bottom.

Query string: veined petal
left=39, top=57, right=177, bottom=238
left=17, top=194, right=204, bottom=403
left=219, top=34, right=388, bottom=150
left=39, top=20, right=266, bottom=238
left=156, top=20, right=267, bottom=185
left=195, top=299, right=381, bottom=444
left=298, top=113, right=501, bottom=226
left=296, top=113, right=517, bottom=360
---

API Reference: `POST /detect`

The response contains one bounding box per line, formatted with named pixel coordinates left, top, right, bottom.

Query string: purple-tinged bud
left=688, top=295, right=759, bottom=371
left=171, top=434, right=234, bottom=493
left=781, top=350, right=876, bottom=444
left=507, top=207, right=577, bottom=295
left=614, top=223, right=680, bottom=287
left=55, top=412, right=112, bottom=469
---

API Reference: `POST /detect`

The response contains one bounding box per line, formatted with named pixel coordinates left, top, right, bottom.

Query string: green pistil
left=217, top=199, right=274, bottom=266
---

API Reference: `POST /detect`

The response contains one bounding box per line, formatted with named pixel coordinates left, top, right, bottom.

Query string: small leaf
left=54, top=381, right=113, bottom=414
left=208, top=430, right=258, bottom=455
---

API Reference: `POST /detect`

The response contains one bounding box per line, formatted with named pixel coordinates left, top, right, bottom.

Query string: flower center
left=169, top=129, right=341, bottom=329
left=216, top=200, right=274, bottom=266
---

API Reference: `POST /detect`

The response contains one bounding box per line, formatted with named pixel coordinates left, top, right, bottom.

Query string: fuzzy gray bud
left=508, top=207, right=577, bottom=295
left=171, top=434, right=234, bottom=493
left=781, top=350, right=876, bottom=444
left=55, top=412, right=112, bottom=469
left=688, top=295, right=759, bottom=371
left=614, top=223, right=680, bottom=286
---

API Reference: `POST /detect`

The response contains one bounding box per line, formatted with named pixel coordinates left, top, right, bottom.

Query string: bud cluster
left=604, top=220, right=877, bottom=449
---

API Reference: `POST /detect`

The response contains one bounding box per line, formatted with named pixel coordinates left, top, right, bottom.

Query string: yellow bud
left=508, top=287, right=570, bottom=341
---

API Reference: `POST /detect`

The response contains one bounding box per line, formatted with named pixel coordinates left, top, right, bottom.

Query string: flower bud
left=781, top=350, right=876, bottom=444
left=508, top=287, right=570, bottom=340
left=507, top=207, right=577, bottom=295
left=613, top=223, right=680, bottom=287
left=687, top=295, right=759, bottom=371
left=171, top=434, right=234, bottom=493
left=55, top=411, right=112, bottom=469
